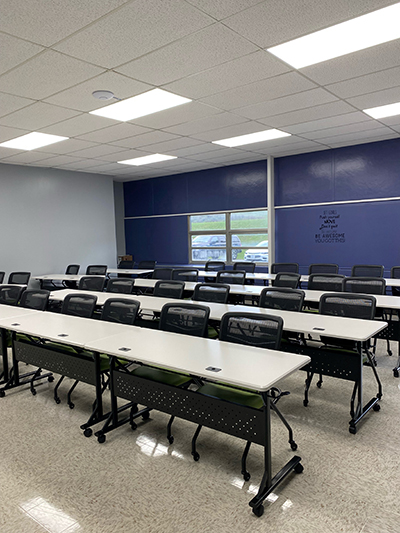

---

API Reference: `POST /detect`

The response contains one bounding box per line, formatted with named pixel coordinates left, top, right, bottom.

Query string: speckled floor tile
left=0, top=341, right=399, bottom=532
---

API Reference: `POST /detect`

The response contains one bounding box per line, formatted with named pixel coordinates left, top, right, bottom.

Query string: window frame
left=188, top=208, right=268, bottom=265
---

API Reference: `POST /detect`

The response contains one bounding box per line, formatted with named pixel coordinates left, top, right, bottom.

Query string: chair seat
left=197, top=382, right=263, bottom=409
left=132, top=365, right=191, bottom=387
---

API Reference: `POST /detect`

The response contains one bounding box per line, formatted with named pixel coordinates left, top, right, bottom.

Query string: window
left=189, top=210, right=268, bottom=264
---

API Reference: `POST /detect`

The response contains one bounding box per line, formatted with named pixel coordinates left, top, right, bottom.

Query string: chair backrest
left=272, top=272, right=301, bottom=289
left=101, top=298, right=140, bottom=325
left=260, top=287, right=305, bottom=312
left=343, top=277, right=386, bottom=295
left=118, top=260, right=134, bottom=270
left=159, top=302, right=210, bottom=337
left=61, top=293, right=97, bottom=318
left=319, top=293, right=376, bottom=320
left=271, top=263, right=299, bottom=274
left=308, top=273, right=345, bottom=292
left=65, top=264, right=80, bottom=275
left=20, top=289, right=50, bottom=311
left=0, top=271, right=4, bottom=284
left=308, top=263, right=339, bottom=275
left=216, top=270, right=246, bottom=285
left=86, top=265, right=108, bottom=275
left=106, top=278, right=135, bottom=294
left=152, top=268, right=173, bottom=280
left=219, top=312, right=283, bottom=350
left=153, top=280, right=185, bottom=299
left=205, top=261, right=225, bottom=272
left=0, top=285, right=25, bottom=305
left=8, top=272, right=31, bottom=285
left=233, top=262, right=255, bottom=273
left=172, top=269, right=199, bottom=282
left=192, top=283, right=230, bottom=304
left=137, top=260, right=157, bottom=269
left=351, top=264, right=384, bottom=278
left=78, top=276, right=106, bottom=292
left=391, top=266, right=400, bottom=296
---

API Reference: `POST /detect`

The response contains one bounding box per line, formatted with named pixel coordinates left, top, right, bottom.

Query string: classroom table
left=84, top=325, right=310, bottom=517
left=33, top=274, right=106, bottom=289
left=106, top=268, right=154, bottom=276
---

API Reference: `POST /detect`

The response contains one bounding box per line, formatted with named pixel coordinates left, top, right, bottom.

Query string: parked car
left=244, top=240, right=269, bottom=262
left=192, top=234, right=242, bottom=260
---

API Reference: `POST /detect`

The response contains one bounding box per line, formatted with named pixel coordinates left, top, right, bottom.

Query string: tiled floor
left=1, top=341, right=400, bottom=533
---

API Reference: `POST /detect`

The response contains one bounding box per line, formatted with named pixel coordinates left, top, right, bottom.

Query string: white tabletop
left=33, top=274, right=105, bottom=282
left=0, top=304, right=41, bottom=321
left=85, top=326, right=310, bottom=392
left=303, top=289, right=400, bottom=310
left=107, top=269, right=153, bottom=275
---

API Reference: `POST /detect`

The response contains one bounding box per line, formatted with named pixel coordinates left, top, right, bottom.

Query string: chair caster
left=290, top=440, right=298, bottom=451
left=48, top=376, right=54, bottom=383
left=252, top=505, right=264, bottom=517
left=55, top=397, right=61, bottom=404
left=388, top=350, right=393, bottom=356
left=394, top=369, right=399, bottom=378
left=242, top=471, right=251, bottom=481
left=83, top=428, right=93, bottom=438
left=31, top=389, right=36, bottom=396
left=192, top=452, right=200, bottom=462
left=68, top=403, right=74, bottom=409
left=294, top=463, right=304, bottom=474
left=131, top=422, right=137, bottom=430
left=97, top=434, right=106, bottom=444
left=349, top=425, right=357, bottom=434
left=316, top=381, right=322, bottom=388
left=168, top=435, right=174, bottom=444
left=0, top=390, right=5, bottom=398
left=373, top=403, right=381, bottom=412
left=303, top=399, right=308, bottom=407
left=142, top=411, right=150, bottom=420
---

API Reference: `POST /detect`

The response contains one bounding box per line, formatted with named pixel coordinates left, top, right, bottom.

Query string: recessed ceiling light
left=118, top=154, right=177, bottom=166
left=212, top=129, right=291, bottom=148
left=90, top=88, right=191, bottom=122
left=364, top=101, right=400, bottom=119
left=267, top=3, right=400, bottom=68
left=0, top=132, right=68, bottom=150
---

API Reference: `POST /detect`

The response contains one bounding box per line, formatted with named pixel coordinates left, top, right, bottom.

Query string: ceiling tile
left=70, top=144, right=126, bottom=159
left=346, top=86, right=400, bottom=110
left=110, top=131, right=180, bottom=149
left=164, top=112, right=248, bottom=136
left=257, top=140, right=326, bottom=155
left=0, top=102, right=80, bottom=130
left=31, top=154, right=86, bottom=167
left=0, top=125, right=31, bottom=143
left=133, top=101, right=221, bottom=129
left=166, top=143, right=224, bottom=157
left=77, top=123, right=151, bottom=144
left=0, top=92, right=35, bottom=119
left=35, top=139, right=98, bottom=156
left=301, top=120, right=385, bottom=141
left=116, top=23, right=257, bottom=86
left=273, top=145, right=328, bottom=157
left=191, top=120, right=273, bottom=142
left=285, top=112, right=371, bottom=134
left=0, top=151, right=54, bottom=164
left=302, top=39, right=400, bottom=85
left=315, top=126, right=396, bottom=144
left=326, top=66, right=400, bottom=99
left=136, top=137, right=203, bottom=153
left=223, top=0, right=398, bottom=48
left=200, top=72, right=316, bottom=111
left=0, top=50, right=104, bottom=100
left=185, top=0, right=262, bottom=20
left=40, top=113, right=115, bottom=137
left=0, top=147, right=23, bottom=159
left=0, top=0, right=130, bottom=46
left=326, top=132, right=399, bottom=148
left=0, top=33, right=43, bottom=75
left=164, top=50, right=291, bottom=99
left=99, top=149, right=149, bottom=162
left=233, top=88, right=338, bottom=120
left=51, top=159, right=113, bottom=170
left=54, top=0, right=214, bottom=68
left=44, top=71, right=152, bottom=112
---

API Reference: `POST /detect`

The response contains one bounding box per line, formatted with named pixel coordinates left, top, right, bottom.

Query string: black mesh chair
left=233, top=262, right=255, bottom=273
left=192, top=312, right=296, bottom=481
left=8, top=272, right=31, bottom=285
left=62, top=265, right=80, bottom=289
left=118, top=260, right=134, bottom=270
left=131, top=302, right=210, bottom=443
left=106, top=278, right=135, bottom=294
left=78, top=276, right=106, bottom=292
left=172, top=269, right=199, bottom=282
left=20, top=289, right=50, bottom=311
left=153, top=280, right=185, bottom=299
left=0, top=285, right=25, bottom=305
left=86, top=265, right=108, bottom=275
left=343, top=277, right=386, bottom=295
left=205, top=260, right=225, bottom=282
left=260, top=287, right=305, bottom=312
left=192, top=283, right=230, bottom=304
left=0, top=272, right=4, bottom=284
left=137, top=260, right=157, bottom=269
left=152, top=268, right=173, bottom=280
left=308, top=273, right=345, bottom=292
left=390, top=266, right=400, bottom=297
left=271, top=263, right=299, bottom=274
left=66, top=264, right=80, bottom=275
left=308, top=264, right=339, bottom=275
left=351, top=265, right=384, bottom=278
left=101, top=298, right=140, bottom=325
left=216, top=270, right=246, bottom=285
left=272, top=272, right=301, bottom=289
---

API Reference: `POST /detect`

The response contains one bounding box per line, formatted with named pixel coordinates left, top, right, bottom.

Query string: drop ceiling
left=1, top=0, right=400, bottom=181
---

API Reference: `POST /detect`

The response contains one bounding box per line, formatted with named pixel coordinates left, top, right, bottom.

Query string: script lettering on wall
left=315, top=209, right=345, bottom=244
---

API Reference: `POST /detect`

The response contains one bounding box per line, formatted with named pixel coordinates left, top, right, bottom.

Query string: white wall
left=0, top=163, right=117, bottom=279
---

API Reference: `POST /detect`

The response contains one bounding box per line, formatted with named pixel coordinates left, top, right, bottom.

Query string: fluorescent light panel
left=0, top=132, right=68, bottom=150
left=90, top=88, right=191, bottom=122
left=118, top=154, right=177, bottom=166
left=364, top=101, right=400, bottom=119
left=212, top=129, right=291, bottom=148
left=267, top=3, right=400, bottom=68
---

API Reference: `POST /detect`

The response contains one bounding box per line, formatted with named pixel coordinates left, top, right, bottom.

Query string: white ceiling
left=1, top=0, right=400, bottom=181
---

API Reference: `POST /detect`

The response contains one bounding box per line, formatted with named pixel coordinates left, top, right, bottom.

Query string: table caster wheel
left=242, top=471, right=250, bottom=481
left=142, top=411, right=150, bottom=420
left=55, top=398, right=61, bottom=404
left=84, top=428, right=92, bottom=438
left=168, top=436, right=174, bottom=444
left=373, top=403, right=381, bottom=411
left=290, top=441, right=298, bottom=451
left=131, top=422, right=137, bottom=430
left=252, top=505, right=264, bottom=517
left=97, top=434, right=106, bottom=444
left=0, top=390, right=5, bottom=398
left=69, top=403, right=74, bottom=409
left=303, top=399, right=308, bottom=407
left=48, top=376, right=54, bottom=383
left=316, top=381, right=322, bottom=388
left=294, top=463, right=304, bottom=474
left=349, top=426, right=357, bottom=434
left=31, top=389, right=36, bottom=396
left=394, top=369, right=399, bottom=378
left=192, top=452, right=200, bottom=462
